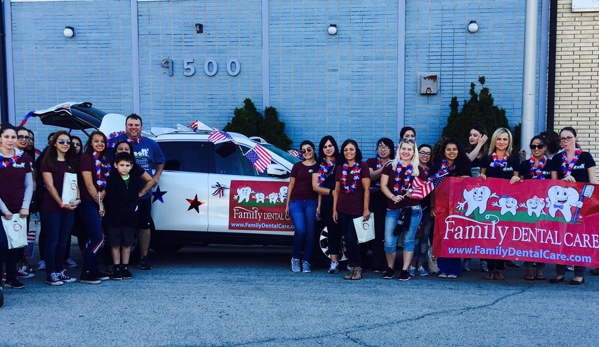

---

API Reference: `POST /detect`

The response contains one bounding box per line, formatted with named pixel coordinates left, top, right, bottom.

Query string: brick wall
left=554, top=0, right=599, bottom=162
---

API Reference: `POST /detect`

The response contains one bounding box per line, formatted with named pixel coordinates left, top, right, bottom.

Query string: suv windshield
left=261, top=144, right=301, bottom=165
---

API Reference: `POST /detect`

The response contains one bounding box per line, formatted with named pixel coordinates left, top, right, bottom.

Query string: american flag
left=411, top=176, right=434, bottom=200
left=23, top=230, right=37, bottom=258
left=208, top=128, right=238, bottom=145
left=431, top=172, right=450, bottom=187
left=245, top=144, right=272, bottom=173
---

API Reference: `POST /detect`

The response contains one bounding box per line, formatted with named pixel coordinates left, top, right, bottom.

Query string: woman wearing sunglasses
left=285, top=140, right=318, bottom=273
left=549, top=127, right=597, bottom=285
left=512, top=135, right=552, bottom=281
left=365, top=138, right=395, bottom=273
left=78, top=131, right=112, bottom=284
left=40, top=131, right=80, bottom=285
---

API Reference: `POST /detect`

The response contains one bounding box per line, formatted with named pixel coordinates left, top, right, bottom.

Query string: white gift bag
left=2, top=214, right=28, bottom=249
left=61, top=172, right=78, bottom=204
left=353, top=214, right=375, bottom=243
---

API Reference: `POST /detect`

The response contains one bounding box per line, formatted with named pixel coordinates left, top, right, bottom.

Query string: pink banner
left=433, top=177, right=599, bottom=266
left=229, top=180, right=294, bottom=232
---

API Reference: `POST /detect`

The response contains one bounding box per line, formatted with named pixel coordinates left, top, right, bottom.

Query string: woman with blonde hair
left=380, top=138, right=425, bottom=281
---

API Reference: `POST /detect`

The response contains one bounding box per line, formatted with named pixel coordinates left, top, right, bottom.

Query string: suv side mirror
left=266, top=163, right=289, bottom=178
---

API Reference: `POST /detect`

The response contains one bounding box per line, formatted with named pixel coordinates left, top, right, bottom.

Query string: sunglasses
left=57, top=140, right=71, bottom=145
left=301, top=148, right=313, bottom=154
left=530, top=144, right=545, bottom=150
left=18, top=135, right=31, bottom=140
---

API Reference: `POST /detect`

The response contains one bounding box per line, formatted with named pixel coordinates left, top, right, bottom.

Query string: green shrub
left=223, top=98, right=292, bottom=150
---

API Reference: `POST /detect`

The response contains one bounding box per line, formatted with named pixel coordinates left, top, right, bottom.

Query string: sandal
left=524, top=275, right=535, bottom=281
left=351, top=267, right=362, bottom=280
left=535, top=275, right=546, bottom=280
left=494, top=270, right=505, bottom=280
left=485, top=271, right=495, bottom=280
left=344, top=267, right=355, bottom=280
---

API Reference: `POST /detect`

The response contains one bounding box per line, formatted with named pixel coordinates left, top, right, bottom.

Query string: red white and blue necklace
left=393, top=163, right=413, bottom=193
left=561, top=148, right=582, bottom=177
left=341, top=161, right=361, bottom=194
left=434, top=160, right=454, bottom=179
left=529, top=155, right=548, bottom=180
left=489, top=152, right=509, bottom=168
left=108, top=131, right=142, bottom=147
left=93, top=151, right=111, bottom=190
left=0, top=149, right=21, bottom=171
left=317, top=158, right=335, bottom=187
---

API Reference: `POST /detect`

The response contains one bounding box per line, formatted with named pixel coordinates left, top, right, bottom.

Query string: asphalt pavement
left=1, top=244, right=598, bottom=347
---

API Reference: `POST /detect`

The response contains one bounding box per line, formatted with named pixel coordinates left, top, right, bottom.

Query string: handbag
left=61, top=172, right=78, bottom=204
left=353, top=214, right=375, bottom=243
left=2, top=214, right=28, bottom=249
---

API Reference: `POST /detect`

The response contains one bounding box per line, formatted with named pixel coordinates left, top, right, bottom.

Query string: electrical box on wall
left=419, top=73, right=439, bottom=95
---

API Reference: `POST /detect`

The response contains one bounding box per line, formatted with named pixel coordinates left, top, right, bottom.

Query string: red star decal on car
left=186, top=194, right=205, bottom=213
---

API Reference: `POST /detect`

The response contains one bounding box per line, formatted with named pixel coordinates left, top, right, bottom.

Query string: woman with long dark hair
left=285, top=140, right=318, bottom=273
left=430, top=139, right=471, bottom=278
left=40, top=131, right=80, bottom=285
left=312, top=135, right=342, bottom=274
left=78, top=131, right=112, bottom=284
left=366, top=138, right=395, bottom=273
left=410, top=143, right=433, bottom=277
left=333, top=139, right=370, bottom=280
left=480, top=128, right=519, bottom=280
left=549, top=127, right=597, bottom=285
left=0, top=125, right=34, bottom=298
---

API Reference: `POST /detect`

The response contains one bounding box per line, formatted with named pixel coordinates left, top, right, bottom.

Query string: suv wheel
left=313, top=225, right=347, bottom=266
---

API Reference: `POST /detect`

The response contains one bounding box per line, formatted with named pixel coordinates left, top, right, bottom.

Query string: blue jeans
left=338, top=212, right=362, bottom=267
left=384, top=206, right=423, bottom=254
left=80, top=200, right=105, bottom=272
left=289, top=199, right=317, bottom=263
left=41, top=210, right=74, bottom=274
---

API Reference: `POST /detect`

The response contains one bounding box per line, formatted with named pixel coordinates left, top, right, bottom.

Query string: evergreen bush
left=223, top=98, right=292, bottom=150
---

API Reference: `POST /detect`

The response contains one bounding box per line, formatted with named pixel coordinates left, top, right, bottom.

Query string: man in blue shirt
left=109, top=114, right=165, bottom=270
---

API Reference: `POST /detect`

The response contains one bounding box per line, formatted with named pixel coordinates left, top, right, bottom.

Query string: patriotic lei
left=434, top=160, right=454, bottom=179
left=317, top=158, right=335, bottom=187
left=0, top=150, right=22, bottom=171
left=341, top=162, right=361, bottom=194
left=561, top=148, right=582, bottom=177
left=393, top=163, right=413, bottom=194
left=489, top=152, right=509, bottom=168
left=529, top=155, right=547, bottom=180
left=93, top=151, right=111, bottom=190
left=376, top=155, right=383, bottom=169
left=107, top=131, right=142, bottom=148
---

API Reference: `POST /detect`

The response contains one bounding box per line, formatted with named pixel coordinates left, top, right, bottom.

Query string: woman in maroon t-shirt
left=40, top=131, right=80, bottom=285
left=380, top=138, right=425, bottom=281
left=285, top=140, right=318, bottom=273
left=333, top=139, right=370, bottom=280
left=0, top=125, right=34, bottom=297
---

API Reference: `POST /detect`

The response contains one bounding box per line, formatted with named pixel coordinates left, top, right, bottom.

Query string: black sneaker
left=398, top=270, right=411, bottom=282
left=4, top=278, right=25, bottom=289
left=111, top=267, right=123, bottom=281
left=121, top=268, right=133, bottom=280
left=79, top=271, right=101, bottom=285
left=45, top=273, right=64, bottom=286
left=90, top=269, right=109, bottom=281
left=138, top=256, right=152, bottom=270
left=57, top=270, right=76, bottom=283
left=382, top=267, right=395, bottom=279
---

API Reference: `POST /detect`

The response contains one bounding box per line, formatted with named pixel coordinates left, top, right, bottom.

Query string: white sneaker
left=16, top=268, right=34, bottom=279
left=57, top=270, right=76, bottom=283
left=328, top=261, right=339, bottom=274
left=38, top=260, right=46, bottom=271
left=291, top=258, right=301, bottom=272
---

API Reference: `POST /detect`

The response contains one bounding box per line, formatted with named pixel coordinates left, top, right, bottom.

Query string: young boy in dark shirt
left=104, top=153, right=144, bottom=280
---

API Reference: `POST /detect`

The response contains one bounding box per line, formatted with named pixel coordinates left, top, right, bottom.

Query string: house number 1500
left=161, top=58, right=241, bottom=77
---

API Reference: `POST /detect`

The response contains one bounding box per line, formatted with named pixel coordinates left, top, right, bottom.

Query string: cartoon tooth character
left=492, top=195, right=518, bottom=216
left=254, top=192, right=265, bottom=203
left=268, top=192, right=279, bottom=204
left=457, top=185, right=493, bottom=216
left=279, top=186, right=288, bottom=203
left=235, top=186, right=254, bottom=204
left=546, top=186, right=582, bottom=222
left=519, top=196, right=546, bottom=218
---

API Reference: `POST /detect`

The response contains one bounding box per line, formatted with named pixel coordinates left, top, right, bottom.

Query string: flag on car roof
left=411, top=176, right=434, bottom=200
left=245, top=144, right=271, bottom=173
left=208, top=128, right=238, bottom=145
